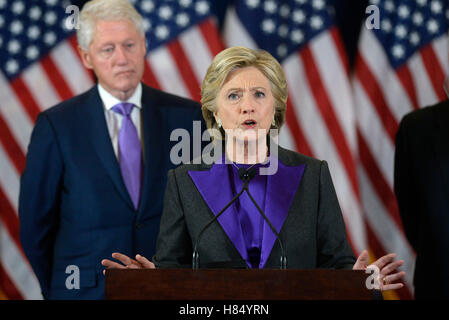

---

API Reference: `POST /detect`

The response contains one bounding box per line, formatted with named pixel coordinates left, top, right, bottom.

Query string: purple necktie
left=112, top=102, right=142, bottom=210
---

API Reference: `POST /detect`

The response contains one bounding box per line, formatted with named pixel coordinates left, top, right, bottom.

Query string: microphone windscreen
left=247, top=167, right=257, bottom=180
left=238, top=166, right=257, bottom=182
left=238, top=167, right=247, bottom=180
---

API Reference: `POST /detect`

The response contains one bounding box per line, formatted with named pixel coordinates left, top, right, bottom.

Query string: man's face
left=79, top=19, right=146, bottom=99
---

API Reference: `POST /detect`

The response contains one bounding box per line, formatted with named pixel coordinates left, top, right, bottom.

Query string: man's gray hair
left=77, top=0, right=145, bottom=51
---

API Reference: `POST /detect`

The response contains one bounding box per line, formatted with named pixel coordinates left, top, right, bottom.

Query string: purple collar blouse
left=229, top=162, right=268, bottom=268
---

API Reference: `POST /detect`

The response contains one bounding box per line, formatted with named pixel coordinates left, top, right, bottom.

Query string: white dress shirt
left=98, top=83, right=143, bottom=160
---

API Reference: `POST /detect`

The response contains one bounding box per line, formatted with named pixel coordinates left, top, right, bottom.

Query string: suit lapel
left=432, top=103, right=449, bottom=203
left=81, top=84, right=166, bottom=214
left=81, top=86, right=135, bottom=210
left=188, top=149, right=306, bottom=268
left=188, top=162, right=249, bottom=264
left=259, top=154, right=305, bottom=268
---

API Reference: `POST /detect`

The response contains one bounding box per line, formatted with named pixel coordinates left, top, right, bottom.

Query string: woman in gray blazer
left=102, top=46, right=405, bottom=291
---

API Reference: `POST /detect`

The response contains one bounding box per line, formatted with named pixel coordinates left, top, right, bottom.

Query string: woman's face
left=214, top=66, right=275, bottom=143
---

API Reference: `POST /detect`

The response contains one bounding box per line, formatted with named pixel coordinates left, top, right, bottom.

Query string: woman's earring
left=271, top=116, right=276, bottom=127
left=216, top=118, right=222, bottom=128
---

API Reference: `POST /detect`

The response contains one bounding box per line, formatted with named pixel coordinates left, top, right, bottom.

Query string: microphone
left=239, top=168, right=287, bottom=270
left=192, top=165, right=287, bottom=270
left=238, top=166, right=257, bottom=182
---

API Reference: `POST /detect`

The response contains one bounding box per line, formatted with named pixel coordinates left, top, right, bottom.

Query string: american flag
left=353, top=0, right=449, bottom=299
left=0, top=0, right=80, bottom=300
left=0, top=0, right=223, bottom=299
left=2, top=0, right=444, bottom=300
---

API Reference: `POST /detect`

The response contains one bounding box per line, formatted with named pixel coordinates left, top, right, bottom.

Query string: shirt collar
left=98, top=82, right=142, bottom=111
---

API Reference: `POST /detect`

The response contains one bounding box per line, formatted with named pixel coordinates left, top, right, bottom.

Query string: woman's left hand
left=353, top=250, right=406, bottom=291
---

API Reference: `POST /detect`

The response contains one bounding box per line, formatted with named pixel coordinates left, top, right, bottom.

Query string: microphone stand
left=192, top=167, right=287, bottom=270
left=192, top=183, right=247, bottom=270
left=242, top=184, right=287, bottom=269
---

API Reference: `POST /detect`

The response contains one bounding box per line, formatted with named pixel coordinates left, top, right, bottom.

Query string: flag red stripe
left=0, top=188, right=22, bottom=254
left=40, top=55, right=74, bottom=101
left=420, top=44, right=447, bottom=101
left=0, top=264, right=23, bottom=300
left=167, top=40, right=202, bottom=102
left=0, top=115, right=26, bottom=173
left=300, top=48, right=360, bottom=199
left=344, top=225, right=357, bottom=258
left=355, top=53, right=398, bottom=143
left=142, top=60, right=161, bottom=90
left=357, top=129, right=404, bottom=232
left=329, top=27, right=350, bottom=76
left=396, top=65, right=419, bottom=111
left=67, top=35, right=96, bottom=83
left=10, top=78, right=42, bottom=123
left=285, top=98, right=313, bottom=157
left=198, top=18, right=225, bottom=56
left=365, top=223, right=386, bottom=266
left=0, top=287, right=7, bottom=299
left=67, top=35, right=81, bottom=59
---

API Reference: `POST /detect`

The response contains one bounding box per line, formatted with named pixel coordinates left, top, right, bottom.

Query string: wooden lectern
left=105, top=269, right=375, bottom=300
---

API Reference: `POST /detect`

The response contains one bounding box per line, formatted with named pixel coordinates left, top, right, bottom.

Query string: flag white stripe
left=278, top=122, right=296, bottom=151
left=179, top=27, right=213, bottom=86
left=359, top=31, right=413, bottom=122
left=147, top=47, right=191, bottom=98
left=284, top=55, right=333, bottom=162
left=431, top=36, right=449, bottom=77
left=0, top=221, right=42, bottom=299
left=0, top=145, right=20, bottom=213
left=409, top=53, right=438, bottom=107
left=50, top=42, right=94, bottom=96
left=284, top=53, right=366, bottom=253
left=22, top=64, right=60, bottom=111
left=223, top=6, right=258, bottom=49
left=0, top=72, right=34, bottom=154
left=353, top=79, right=395, bottom=189
left=310, top=32, right=357, bottom=152
left=359, top=168, right=415, bottom=293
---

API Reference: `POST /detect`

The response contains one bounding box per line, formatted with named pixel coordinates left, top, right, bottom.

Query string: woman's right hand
left=101, top=252, right=155, bottom=275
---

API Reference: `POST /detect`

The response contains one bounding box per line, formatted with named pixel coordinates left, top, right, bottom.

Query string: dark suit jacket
left=153, top=146, right=356, bottom=270
left=19, top=83, right=205, bottom=299
left=394, top=100, right=449, bottom=299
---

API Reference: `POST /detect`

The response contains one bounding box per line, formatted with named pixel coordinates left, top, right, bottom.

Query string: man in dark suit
left=394, top=100, right=449, bottom=299
left=18, top=0, right=204, bottom=299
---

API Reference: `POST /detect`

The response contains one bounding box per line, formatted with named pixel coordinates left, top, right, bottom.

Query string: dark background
left=73, top=0, right=370, bottom=69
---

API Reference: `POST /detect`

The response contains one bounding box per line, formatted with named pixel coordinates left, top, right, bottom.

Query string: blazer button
left=135, top=222, right=143, bottom=229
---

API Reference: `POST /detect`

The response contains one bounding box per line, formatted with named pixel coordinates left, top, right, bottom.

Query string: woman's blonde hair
left=201, top=46, right=287, bottom=138
left=77, top=0, right=145, bottom=51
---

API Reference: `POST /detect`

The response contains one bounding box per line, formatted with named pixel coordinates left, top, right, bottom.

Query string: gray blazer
left=153, top=146, right=355, bottom=269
